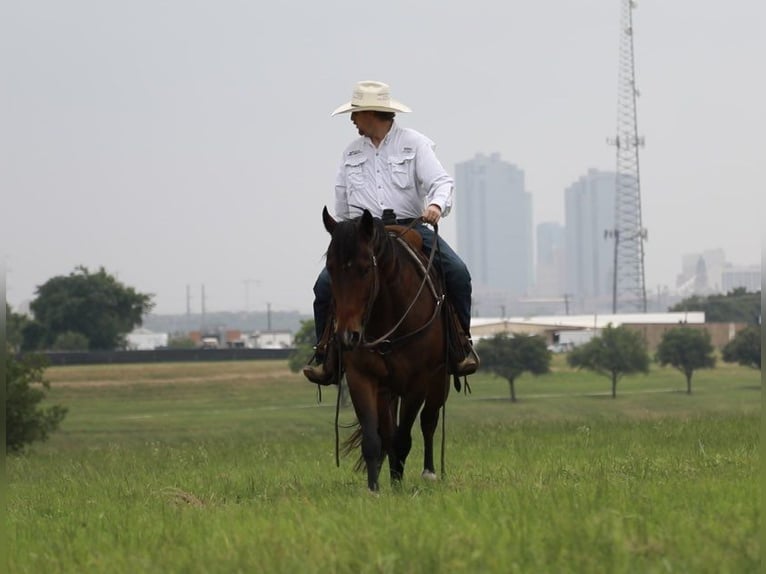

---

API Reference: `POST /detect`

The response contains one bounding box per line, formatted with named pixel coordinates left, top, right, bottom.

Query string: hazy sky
left=2, top=0, right=763, bottom=316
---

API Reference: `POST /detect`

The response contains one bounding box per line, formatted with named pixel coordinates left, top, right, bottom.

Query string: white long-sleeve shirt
left=334, top=122, right=454, bottom=221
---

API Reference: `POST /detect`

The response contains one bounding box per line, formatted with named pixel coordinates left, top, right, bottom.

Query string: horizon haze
left=2, top=0, right=763, bottom=316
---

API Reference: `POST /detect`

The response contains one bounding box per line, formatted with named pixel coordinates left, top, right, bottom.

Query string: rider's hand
left=421, top=204, right=442, bottom=226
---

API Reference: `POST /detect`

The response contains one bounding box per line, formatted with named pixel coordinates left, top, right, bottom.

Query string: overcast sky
left=2, top=0, right=763, bottom=316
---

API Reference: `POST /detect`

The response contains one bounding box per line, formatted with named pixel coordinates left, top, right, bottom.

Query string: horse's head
left=322, top=206, right=380, bottom=349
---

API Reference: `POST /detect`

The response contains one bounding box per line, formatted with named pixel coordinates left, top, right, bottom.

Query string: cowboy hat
left=331, top=80, right=412, bottom=116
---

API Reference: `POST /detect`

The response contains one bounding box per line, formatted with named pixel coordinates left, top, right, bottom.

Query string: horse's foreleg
left=391, top=392, right=425, bottom=483
left=390, top=428, right=410, bottom=483
left=348, top=375, right=382, bottom=492
left=420, top=400, right=441, bottom=479
left=378, top=395, right=402, bottom=484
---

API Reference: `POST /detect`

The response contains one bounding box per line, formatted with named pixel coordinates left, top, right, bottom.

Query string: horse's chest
left=345, top=351, right=389, bottom=379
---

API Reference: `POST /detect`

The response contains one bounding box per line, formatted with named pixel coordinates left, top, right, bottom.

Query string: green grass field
left=7, top=358, right=761, bottom=573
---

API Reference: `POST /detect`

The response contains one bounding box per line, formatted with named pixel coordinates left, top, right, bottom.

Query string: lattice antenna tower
left=607, top=0, right=647, bottom=312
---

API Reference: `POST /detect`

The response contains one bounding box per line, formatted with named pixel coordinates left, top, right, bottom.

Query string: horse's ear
left=322, top=206, right=336, bottom=234
left=360, top=209, right=374, bottom=241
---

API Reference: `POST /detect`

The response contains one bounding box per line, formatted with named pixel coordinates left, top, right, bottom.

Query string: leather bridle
left=356, top=224, right=445, bottom=353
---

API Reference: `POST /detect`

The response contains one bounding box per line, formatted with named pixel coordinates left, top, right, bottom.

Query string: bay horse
left=321, top=206, right=451, bottom=492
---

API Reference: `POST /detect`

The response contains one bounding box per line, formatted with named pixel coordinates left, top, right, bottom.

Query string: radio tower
left=607, top=0, right=647, bottom=312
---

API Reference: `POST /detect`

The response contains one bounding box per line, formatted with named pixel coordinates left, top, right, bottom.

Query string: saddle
left=384, top=224, right=470, bottom=373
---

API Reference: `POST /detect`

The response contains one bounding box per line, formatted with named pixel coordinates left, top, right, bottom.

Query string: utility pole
left=607, top=0, right=648, bottom=312
left=604, top=229, right=619, bottom=314
left=201, top=284, right=206, bottom=331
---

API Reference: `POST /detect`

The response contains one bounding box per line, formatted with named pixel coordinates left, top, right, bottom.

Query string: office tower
left=676, top=249, right=726, bottom=294
left=564, top=169, right=616, bottom=310
left=455, top=153, right=533, bottom=309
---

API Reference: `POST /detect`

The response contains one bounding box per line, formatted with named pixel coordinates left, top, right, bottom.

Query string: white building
left=247, top=330, right=293, bottom=349
left=126, top=328, right=169, bottom=350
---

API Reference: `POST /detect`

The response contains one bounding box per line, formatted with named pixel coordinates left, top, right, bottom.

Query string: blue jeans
left=312, top=223, right=472, bottom=342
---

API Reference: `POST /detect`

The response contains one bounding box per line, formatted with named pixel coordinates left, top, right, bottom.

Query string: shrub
left=6, top=352, right=68, bottom=453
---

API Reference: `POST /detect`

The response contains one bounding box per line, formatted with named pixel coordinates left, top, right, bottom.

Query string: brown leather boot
left=454, top=338, right=480, bottom=376
left=302, top=339, right=338, bottom=386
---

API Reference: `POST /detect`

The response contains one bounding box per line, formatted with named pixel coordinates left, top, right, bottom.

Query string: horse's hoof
left=421, top=470, right=438, bottom=481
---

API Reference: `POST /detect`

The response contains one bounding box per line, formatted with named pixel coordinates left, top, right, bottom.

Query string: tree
left=51, top=331, right=91, bottom=351
left=6, top=351, right=68, bottom=453
left=670, top=288, right=761, bottom=323
left=722, top=326, right=761, bottom=370
left=167, top=335, right=197, bottom=349
left=24, top=266, right=154, bottom=351
left=476, top=333, right=551, bottom=402
left=567, top=324, right=650, bottom=398
left=6, top=303, right=29, bottom=351
left=288, top=319, right=316, bottom=373
left=655, top=327, right=716, bottom=394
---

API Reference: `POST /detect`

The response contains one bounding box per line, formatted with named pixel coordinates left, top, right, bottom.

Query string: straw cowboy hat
left=331, top=81, right=412, bottom=116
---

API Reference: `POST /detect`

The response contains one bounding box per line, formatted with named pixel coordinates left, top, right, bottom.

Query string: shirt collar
left=363, top=121, right=398, bottom=148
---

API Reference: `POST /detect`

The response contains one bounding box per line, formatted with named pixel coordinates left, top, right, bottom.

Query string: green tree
left=6, top=351, right=68, bottom=453
left=722, top=326, right=761, bottom=369
left=476, top=333, right=551, bottom=402
left=670, top=288, right=761, bottom=323
left=52, top=331, right=90, bottom=351
left=288, top=319, right=316, bottom=373
left=167, top=335, right=197, bottom=349
left=6, top=303, right=29, bottom=351
left=567, top=324, right=650, bottom=398
left=25, top=266, right=154, bottom=350
left=655, top=327, right=716, bottom=394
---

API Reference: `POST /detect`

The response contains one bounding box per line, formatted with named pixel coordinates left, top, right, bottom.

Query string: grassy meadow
left=6, top=357, right=761, bottom=573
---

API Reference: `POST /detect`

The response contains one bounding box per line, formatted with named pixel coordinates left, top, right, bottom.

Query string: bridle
left=354, top=223, right=445, bottom=353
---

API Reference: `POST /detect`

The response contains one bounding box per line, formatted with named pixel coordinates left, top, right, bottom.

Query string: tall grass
left=7, top=360, right=760, bottom=573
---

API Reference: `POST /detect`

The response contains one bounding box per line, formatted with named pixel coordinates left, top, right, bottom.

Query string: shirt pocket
left=344, top=154, right=368, bottom=192
left=389, top=152, right=416, bottom=190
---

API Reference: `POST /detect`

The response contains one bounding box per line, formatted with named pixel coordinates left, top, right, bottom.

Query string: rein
left=359, top=221, right=444, bottom=353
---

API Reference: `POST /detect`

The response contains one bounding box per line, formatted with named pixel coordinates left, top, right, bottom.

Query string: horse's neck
left=372, top=239, right=438, bottom=327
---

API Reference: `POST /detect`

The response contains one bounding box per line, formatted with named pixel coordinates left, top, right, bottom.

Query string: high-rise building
left=455, top=153, right=532, bottom=313
left=722, top=264, right=761, bottom=293
left=564, top=169, right=616, bottom=311
left=535, top=222, right=565, bottom=298
left=676, top=249, right=726, bottom=295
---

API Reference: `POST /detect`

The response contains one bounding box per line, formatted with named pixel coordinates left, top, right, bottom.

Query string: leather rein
left=357, top=220, right=445, bottom=353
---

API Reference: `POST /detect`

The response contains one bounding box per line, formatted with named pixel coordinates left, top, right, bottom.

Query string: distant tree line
left=670, top=287, right=761, bottom=324
left=477, top=321, right=759, bottom=402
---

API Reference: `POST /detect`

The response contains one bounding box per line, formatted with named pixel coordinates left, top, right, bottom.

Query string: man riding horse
left=304, top=80, right=479, bottom=385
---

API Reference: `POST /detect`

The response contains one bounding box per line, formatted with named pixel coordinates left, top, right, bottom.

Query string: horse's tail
left=340, top=422, right=366, bottom=472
